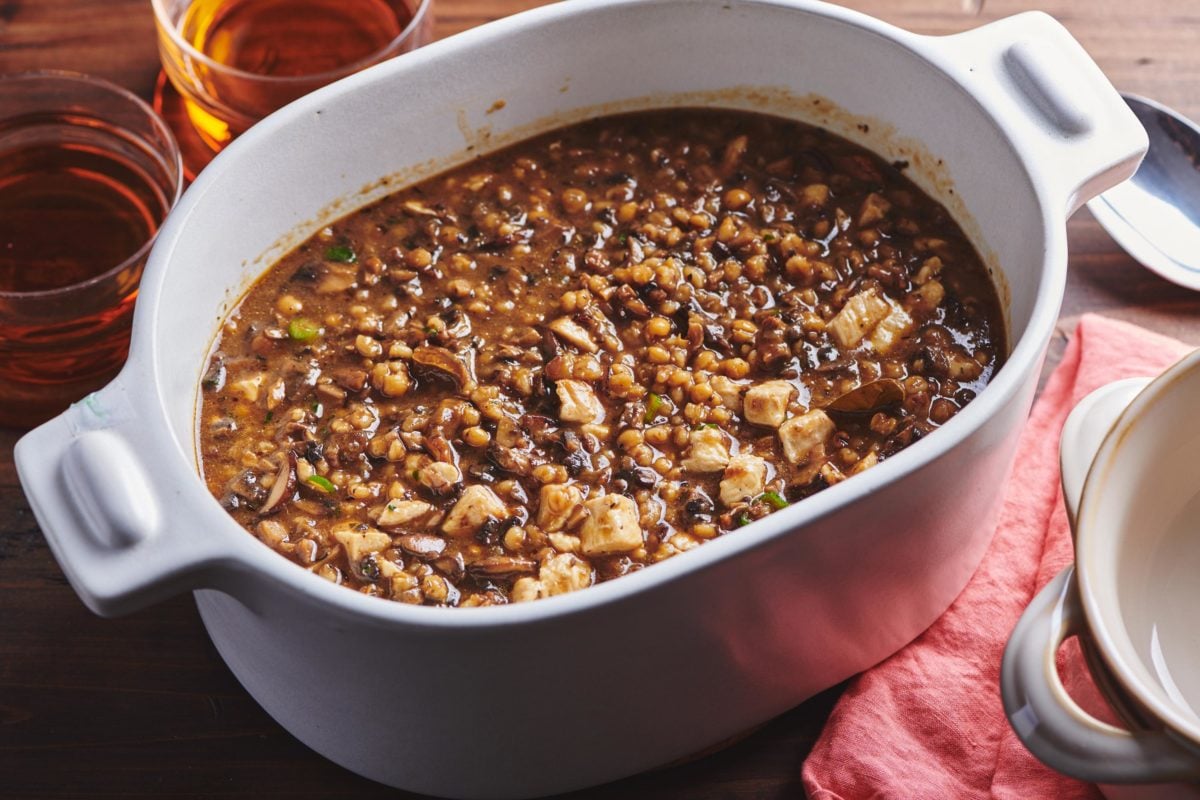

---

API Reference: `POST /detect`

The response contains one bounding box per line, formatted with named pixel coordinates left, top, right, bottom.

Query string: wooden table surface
left=3, top=1, right=1200, bottom=797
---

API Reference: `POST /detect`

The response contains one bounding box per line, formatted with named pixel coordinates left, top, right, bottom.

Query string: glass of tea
left=0, top=72, right=183, bottom=429
left=152, top=0, right=434, bottom=155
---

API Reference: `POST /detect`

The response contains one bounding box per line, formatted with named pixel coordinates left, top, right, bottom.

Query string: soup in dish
left=198, top=109, right=1004, bottom=606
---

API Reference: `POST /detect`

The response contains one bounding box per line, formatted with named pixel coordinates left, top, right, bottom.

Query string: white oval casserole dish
left=15, top=1, right=1146, bottom=797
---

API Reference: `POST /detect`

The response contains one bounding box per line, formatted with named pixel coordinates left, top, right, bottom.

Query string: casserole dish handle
left=1000, top=379, right=1200, bottom=784
left=15, top=377, right=247, bottom=617
left=931, top=12, right=1148, bottom=217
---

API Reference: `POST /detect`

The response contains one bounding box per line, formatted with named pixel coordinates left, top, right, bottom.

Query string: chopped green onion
left=411, top=468, right=421, bottom=481
left=760, top=490, right=789, bottom=510
left=307, top=475, right=335, bottom=493
left=288, top=318, right=320, bottom=341
left=644, top=392, right=663, bottom=423
left=324, top=245, right=356, bottom=263
left=264, top=411, right=274, bottom=423
left=736, top=513, right=752, bottom=527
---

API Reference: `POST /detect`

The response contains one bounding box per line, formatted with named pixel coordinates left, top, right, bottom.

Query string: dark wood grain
left=3, top=1, right=1200, bottom=797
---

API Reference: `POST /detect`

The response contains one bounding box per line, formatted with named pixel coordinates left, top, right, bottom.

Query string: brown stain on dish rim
left=259, top=86, right=1002, bottom=290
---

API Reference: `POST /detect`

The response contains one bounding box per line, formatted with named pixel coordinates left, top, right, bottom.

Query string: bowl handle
left=1002, top=567, right=1200, bottom=783
left=1058, top=377, right=1151, bottom=525
left=1003, top=378, right=1199, bottom=783
left=14, top=376, right=244, bottom=617
left=928, top=12, right=1148, bottom=216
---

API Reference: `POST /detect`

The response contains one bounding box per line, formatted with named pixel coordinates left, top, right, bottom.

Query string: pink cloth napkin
left=802, top=313, right=1193, bottom=800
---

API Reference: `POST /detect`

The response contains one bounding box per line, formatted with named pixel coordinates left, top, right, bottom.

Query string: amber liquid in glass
left=0, top=144, right=161, bottom=293
left=178, top=0, right=413, bottom=147
left=0, top=140, right=169, bottom=411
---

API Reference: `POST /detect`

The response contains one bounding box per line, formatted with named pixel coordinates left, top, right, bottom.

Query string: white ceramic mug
left=1003, top=352, right=1200, bottom=796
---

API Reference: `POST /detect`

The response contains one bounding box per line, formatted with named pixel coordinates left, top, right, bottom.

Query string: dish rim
left=130, top=0, right=1066, bottom=629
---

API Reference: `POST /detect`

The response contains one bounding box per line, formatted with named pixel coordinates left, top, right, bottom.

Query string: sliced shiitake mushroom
left=332, top=367, right=369, bottom=392
left=411, top=346, right=477, bottom=392
left=396, top=533, right=447, bottom=560
left=826, top=378, right=905, bottom=415
left=467, top=555, right=538, bottom=580
left=259, top=452, right=296, bottom=515
left=402, top=198, right=453, bottom=220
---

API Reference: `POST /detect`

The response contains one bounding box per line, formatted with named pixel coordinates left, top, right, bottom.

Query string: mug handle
left=925, top=11, right=1148, bottom=217
left=1001, top=378, right=1200, bottom=784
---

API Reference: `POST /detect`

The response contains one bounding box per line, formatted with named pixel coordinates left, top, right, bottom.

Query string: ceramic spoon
left=1087, top=93, right=1200, bottom=290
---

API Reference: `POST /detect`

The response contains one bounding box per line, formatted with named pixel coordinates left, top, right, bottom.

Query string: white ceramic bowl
left=16, top=1, right=1146, bottom=797
left=1003, top=354, right=1200, bottom=798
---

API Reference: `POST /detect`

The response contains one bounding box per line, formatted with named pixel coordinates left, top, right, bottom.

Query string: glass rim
left=0, top=69, right=184, bottom=301
left=150, top=0, right=434, bottom=86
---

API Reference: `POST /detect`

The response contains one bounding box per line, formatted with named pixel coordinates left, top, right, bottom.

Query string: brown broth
left=199, top=108, right=1005, bottom=607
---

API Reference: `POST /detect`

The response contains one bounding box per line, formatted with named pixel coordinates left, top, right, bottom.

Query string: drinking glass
left=0, top=71, right=183, bottom=429
left=152, top=0, right=434, bottom=154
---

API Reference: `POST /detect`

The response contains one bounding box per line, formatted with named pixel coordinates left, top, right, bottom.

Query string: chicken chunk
left=548, top=317, right=598, bottom=353
left=417, top=461, right=461, bottom=496
left=265, top=378, right=287, bottom=411
left=680, top=427, right=731, bottom=473
left=869, top=303, right=913, bottom=355
left=710, top=375, right=747, bottom=412
left=256, top=519, right=288, bottom=548
left=548, top=532, right=581, bottom=553
left=375, top=557, right=405, bottom=579
left=537, top=483, right=584, bottom=533
left=377, top=499, right=434, bottom=529
left=556, top=379, right=605, bottom=423
left=743, top=380, right=796, bottom=428
left=511, top=576, right=544, bottom=603
left=441, top=485, right=508, bottom=537
left=508, top=555, right=593, bottom=602
left=828, top=288, right=891, bottom=349
left=229, top=373, right=265, bottom=403
left=332, top=525, right=392, bottom=565
left=579, top=494, right=643, bottom=555
left=539, top=553, right=594, bottom=596
left=778, top=409, right=835, bottom=465
left=719, top=454, right=768, bottom=507
left=947, top=349, right=984, bottom=381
